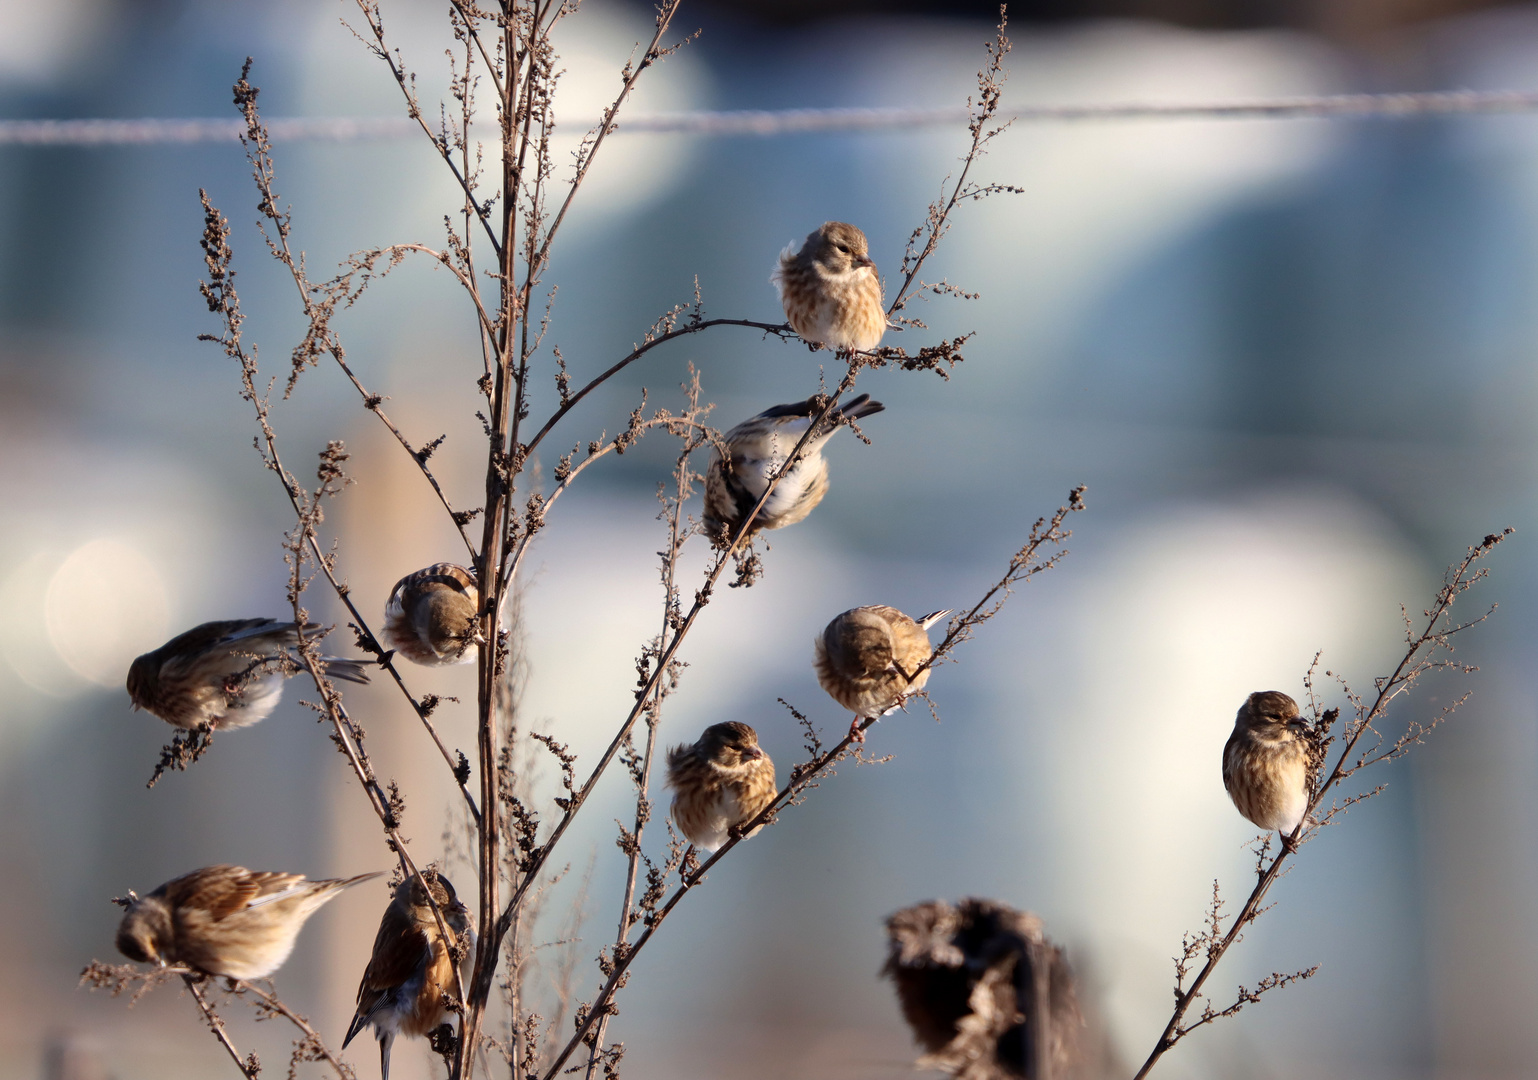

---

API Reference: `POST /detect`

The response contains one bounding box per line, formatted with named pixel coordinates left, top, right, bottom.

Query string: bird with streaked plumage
left=704, top=393, right=884, bottom=538
left=772, top=221, right=886, bottom=353
left=815, top=605, right=950, bottom=743
left=114, top=864, right=381, bottom=979
left=126, top=619, right=371, bottom=730
left=1223, top=690, right=1311, bottom=849
left=666, top=721, right=777, bottom=852
left=382, top=563, right=484, bottom=667
left=345, top=871, right=474, bottom=1080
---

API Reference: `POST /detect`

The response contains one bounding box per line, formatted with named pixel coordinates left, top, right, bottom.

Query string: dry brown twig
left=1133, top=528, right=1512, bottom=1079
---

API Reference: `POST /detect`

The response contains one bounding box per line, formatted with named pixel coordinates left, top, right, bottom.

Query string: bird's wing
left=346, top=902, right=432, bottom=1045
left=154, top=619, right=287, bottom=661
left=158, top=865, right=287, bottom=920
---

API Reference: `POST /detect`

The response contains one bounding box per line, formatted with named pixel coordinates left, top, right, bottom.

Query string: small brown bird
left=115, top=865, right=382, bottom=980
left=772, top=221, right=886, bottom=353
left=381, top=563, right=484, bottom=667
left=344, top=871, right=474, bottom=1080
left=814, top=606, right=950, bottom=742
left=704, top=394, right=885, bottom=538
left=884, top=898, right=1083, bottom=1080
left=126, top=619, right=371, bottom=730
left=665, top=721, right=777, bottom=852
left=1222, top=690, right=1311, bottom=847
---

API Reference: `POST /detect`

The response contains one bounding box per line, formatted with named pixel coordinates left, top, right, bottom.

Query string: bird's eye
left=837, top=244, right=849, bottom=253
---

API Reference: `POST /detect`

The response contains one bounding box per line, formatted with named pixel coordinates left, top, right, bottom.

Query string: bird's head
left=1240, top=690, right=1301, bottom=736
left=125, top=652, right=156, bottom=710
left=803, top=221, right=874, bottom=275
left=698, top=721, right=764, bottom=766
left=115, top=896, right=171, bottom=967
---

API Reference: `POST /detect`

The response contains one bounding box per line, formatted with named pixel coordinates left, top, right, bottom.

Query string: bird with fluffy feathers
left=381, top=563, right=484, bottom=667
left=114, top=864, right=381, bottom=979
left=814, top=605, right=950, bottom=743
left=344, top=871, right=474, bottom=1080
left=1223, top=690, right=1312, bottom=849
left=772, top=221, right=887, bottom=353
left=666, top=722, right=777, bottom=852
left=126, top=619, right=371, bottom=730
left=704, top=393, right=884, bottom=538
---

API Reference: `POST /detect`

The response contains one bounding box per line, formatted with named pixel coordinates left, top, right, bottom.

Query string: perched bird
left=1222, top=690, right=1311, bottom=847
left=814, top=606, right=950, bottom=742
left=772, top=221, right=886, bottom=353
left=381, top=563, right=483, bottom=667
left=115, top=865, right=381, bottom=979
left=665, top=721, right=777, bottom=852
left=704, top=394, right=885, bottom=538
left=126, top=619, right=371, bottom=730
left=884, top=898, right=1083, bottom=1080
left=344, top=871, right=474, bottom=1080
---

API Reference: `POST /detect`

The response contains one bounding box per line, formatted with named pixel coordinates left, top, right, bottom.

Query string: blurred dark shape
left=693, top=0, right=1510, bottom=34
left=43, top=1033, right=112, bottom=1080
left=883, top=897, right=1082, bottom=1080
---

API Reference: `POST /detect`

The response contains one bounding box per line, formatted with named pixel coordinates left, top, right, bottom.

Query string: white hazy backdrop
left=3, top=1, right=1538, bottom=1079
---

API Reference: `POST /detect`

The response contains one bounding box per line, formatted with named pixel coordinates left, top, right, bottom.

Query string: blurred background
left=4, top=0, right=1538, bottom=1077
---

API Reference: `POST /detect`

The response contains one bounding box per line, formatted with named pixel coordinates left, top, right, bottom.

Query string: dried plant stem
left=235, top=979, right=354, bottom=1078
left=182, top=975, right=258, bottom=1079
left=1133, top=530, right=1510, bottom=1079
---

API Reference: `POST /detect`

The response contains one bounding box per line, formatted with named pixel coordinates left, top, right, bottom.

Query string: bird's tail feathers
left=834, top=393, right=885, bottom=423
left=918, top=609, right=952, bottom=630
left=379, top=1029, right=395, bottom=1080
left=318, top=657, right=372, bottom=685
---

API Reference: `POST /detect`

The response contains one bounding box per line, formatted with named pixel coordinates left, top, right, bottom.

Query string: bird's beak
left=742, top=747, right=762, bottom=760
left=855, top=255, right=875, bottom=269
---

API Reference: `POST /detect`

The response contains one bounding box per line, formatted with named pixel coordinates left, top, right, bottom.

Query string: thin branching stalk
left=1132, top=529, right=1511, bottom=1079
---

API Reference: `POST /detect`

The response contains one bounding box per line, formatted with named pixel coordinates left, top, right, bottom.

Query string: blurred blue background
left=3, top=0, right=1538, bottom=1078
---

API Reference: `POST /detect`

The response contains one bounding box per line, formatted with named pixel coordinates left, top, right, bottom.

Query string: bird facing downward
left=704, top=393, right=885, bottom=538
left=666, top=721, right=777, bottom=852
left=115, top=865, right=381, bottom=980
left=382, top=563, right=483, bottom=667
left=814, top=606, right=950, bottom=743
left=1222, top=690, right=1311, bottom=846
left=772, top=221, right=886, bottom=353
left=344, top=871, right=474, bottom=1080
left=126, top=619, right=371, bottom=730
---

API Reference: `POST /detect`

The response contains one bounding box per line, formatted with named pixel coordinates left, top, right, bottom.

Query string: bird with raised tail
left=344, top=870, right=474, bottom=1080
left=704, top=393, right=884, bottom=538
left=115, top=864, right=382, bottom=979
left=666, top=721, right=777, bottom=852
left=1223, top=690, right=1312, bottom=849
left=814, top=606, right=950, bottom=742
left=382, top=563, right=484, bottom=667
left=126, top=619, right=371, bottom=730
left=772, top=221, right=886, bottom=353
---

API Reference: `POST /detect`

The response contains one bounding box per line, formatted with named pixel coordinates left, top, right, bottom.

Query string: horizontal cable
left=5, top=90, right=1538, bottom=146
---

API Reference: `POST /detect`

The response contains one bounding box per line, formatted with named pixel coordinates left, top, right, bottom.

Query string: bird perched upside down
left=815, top=606, right=950, bottom=743
left=666, top=721, right=777, bottom=852
left=772, top=221, right=886, bottom=354
left=382, top=563, right=484, bottom=667
left=344, top=871, right=474, bottom=1080
left=704, top=393, right=885, bottom=538
left=126, top=619, right=371, bottom=730
left=115, top=864, right=381, bottom=980
left=1223, top=690, right=1311, bottom=850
